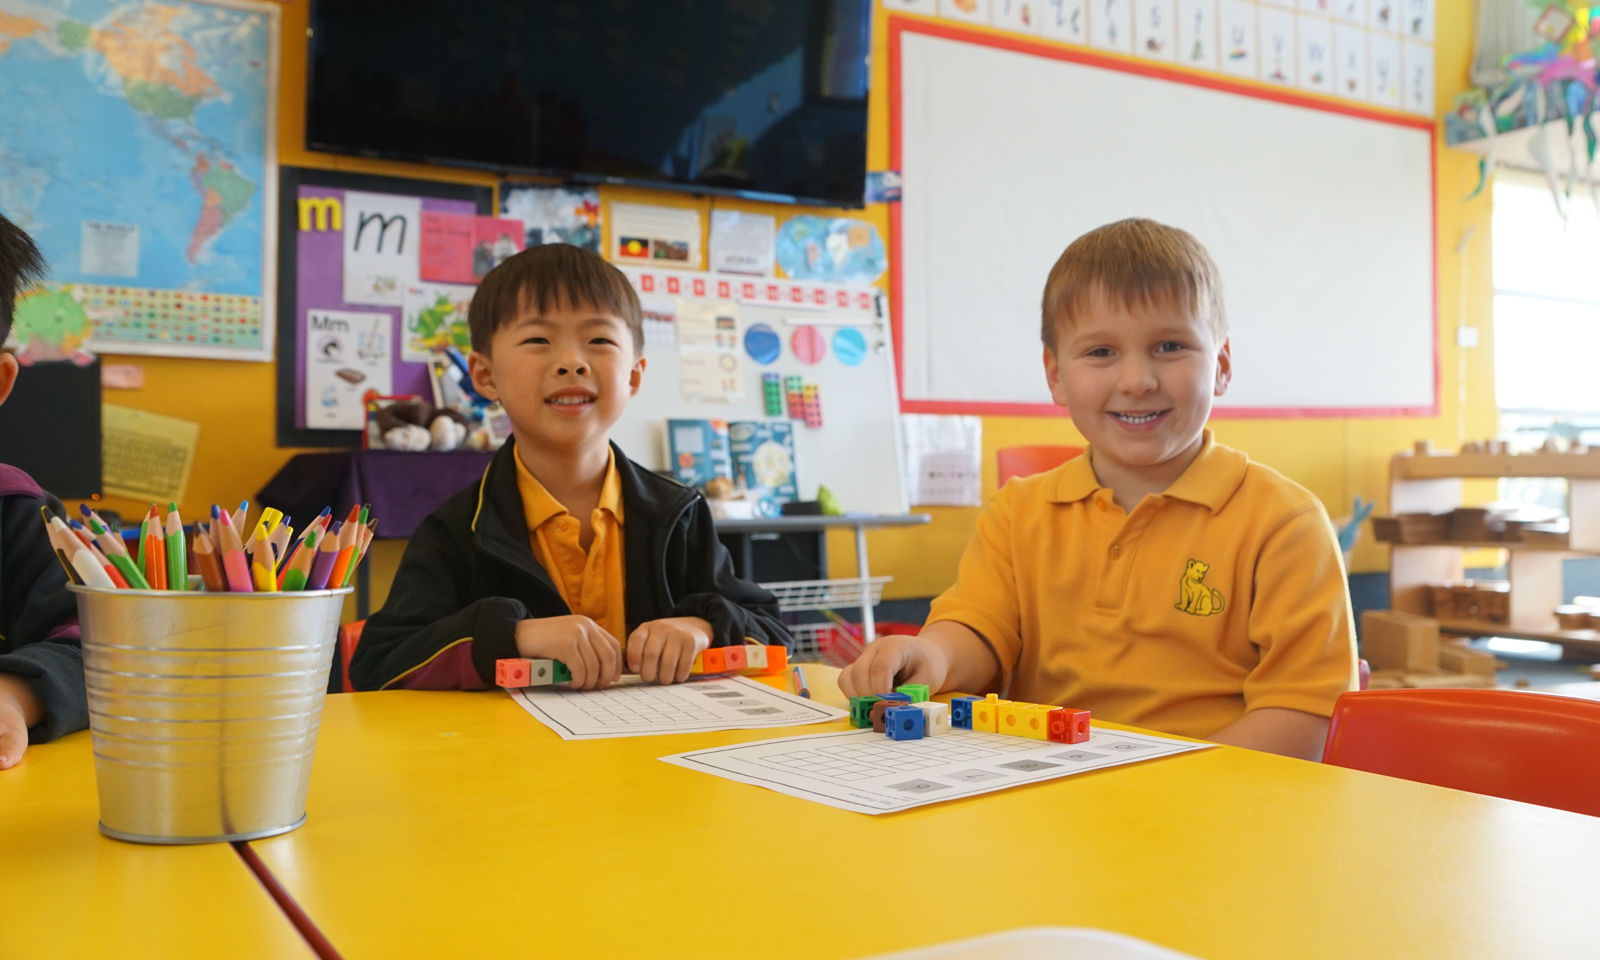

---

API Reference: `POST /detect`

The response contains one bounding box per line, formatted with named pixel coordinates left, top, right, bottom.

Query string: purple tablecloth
left=257, top=450, right=495, bottom=540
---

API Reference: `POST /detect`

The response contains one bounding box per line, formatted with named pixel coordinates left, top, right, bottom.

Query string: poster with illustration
left=1257, top=6, right=1295, bottom=86
left=1038, top=0, right=1086, bottom=43
left=1177, top=0, right=1216, bottom=71
left=1368, top=32, right=1401, bottom=107
left=472, top=217, right=525, bottom=281
left=1334, top=24, right=1368, bottom=101
left=401, top=283, right=474, bottom=362
left=1135, top=0, right=1176, bottom=62
left=775, top=217, right=887, bottom=285
left=304, top=309, right=392, bottom=429
left=937, top=0, right=990, bottom=26
left=1218, top=0, right=1258, bottom=79
left=342, top=191, right=421, bottom=307
left=992, top=0, right=1036, bottom=33
left=1298, top=14, right=1334, bottom=93
left=1090, top=0, right=1132, bottom=53
left=500, top=185, right=602, bottom=253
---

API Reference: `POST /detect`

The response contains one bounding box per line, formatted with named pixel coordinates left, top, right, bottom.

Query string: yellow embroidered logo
left=1176, top=559, right=1226, bottom=617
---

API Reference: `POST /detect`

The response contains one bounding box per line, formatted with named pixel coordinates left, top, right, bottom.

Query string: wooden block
left=1437, top=644, right=1498, bottom=679
left=1360, top=610, right=1439, bottom=672
left=1403, top=672, right=1495, bottom=689
left=997, top=701, right=1052, bottom=740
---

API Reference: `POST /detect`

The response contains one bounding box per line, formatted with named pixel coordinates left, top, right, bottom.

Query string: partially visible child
left=0, top=212, right=86, bottom=768
left=351, top=244, right=790, bottom=691
left=841, top=218, right=1356, bottom=760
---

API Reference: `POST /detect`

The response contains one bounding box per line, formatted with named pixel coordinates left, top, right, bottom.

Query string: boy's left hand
left=626, top=617, right=713, bottom=684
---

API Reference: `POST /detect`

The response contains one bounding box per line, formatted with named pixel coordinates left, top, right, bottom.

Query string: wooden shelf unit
left=1387, top=451, right=1600, bottom=647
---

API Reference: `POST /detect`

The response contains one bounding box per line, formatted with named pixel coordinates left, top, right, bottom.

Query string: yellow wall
left=73, top=1, right=1493, bottom=613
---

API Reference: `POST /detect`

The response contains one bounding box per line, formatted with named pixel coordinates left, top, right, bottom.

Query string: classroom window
left=1491, top=176, right=1600, bottom=509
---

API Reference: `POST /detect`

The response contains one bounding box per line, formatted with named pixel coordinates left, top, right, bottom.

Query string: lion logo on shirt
left=1176, top=559, right=1226, bottom=617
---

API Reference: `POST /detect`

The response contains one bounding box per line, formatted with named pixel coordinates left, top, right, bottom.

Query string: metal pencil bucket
left=70, top=583, right=350, bottom=844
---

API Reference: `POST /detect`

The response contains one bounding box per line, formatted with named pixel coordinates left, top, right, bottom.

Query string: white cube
left=525, top=659, right=557, bottom=686
left=743, top=644, right=768, bottom=669
left=916, top=701, right=951, bottom=736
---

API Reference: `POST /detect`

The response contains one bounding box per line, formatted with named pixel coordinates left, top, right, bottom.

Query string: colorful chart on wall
left=790, top=325, right=827, bottom=365
left=275, top=168, right=493, bottom=448
left=0, top=0, right=280, bottom=361
left=775, top=216, right=888, bottom=284
left=743, top=323, right=782, bottom=365
left=833, top=327, right=868, bottom=367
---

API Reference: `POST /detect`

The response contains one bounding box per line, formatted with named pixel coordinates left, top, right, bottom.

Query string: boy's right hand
left=838, top=634, right=950, bottom=700
left=513, top=616, right=623, bottom=690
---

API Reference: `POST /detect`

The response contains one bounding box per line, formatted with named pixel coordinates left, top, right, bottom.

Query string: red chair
left=1322, top=689, right=1600, bottom=817
left=337, top=619, right=365, bottom=693
left=996, top=445, right=1084, bottom=487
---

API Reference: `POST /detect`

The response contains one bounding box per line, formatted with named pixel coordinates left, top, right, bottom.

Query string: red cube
left=1047, top=708, right=1092, bottom=744
left=495, top=658, right=532, bottom=689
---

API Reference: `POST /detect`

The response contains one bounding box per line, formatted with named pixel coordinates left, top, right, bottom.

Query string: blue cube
left=885, top=705, right=926, bottom=741
left=949, top=695, right=981, bottom=730
left=877, top=692, right=913, bottom=704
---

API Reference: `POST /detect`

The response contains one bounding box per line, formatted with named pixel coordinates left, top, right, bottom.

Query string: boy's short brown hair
left=1040, top=218, right=1226, bottom=349
left=468, top=243, right=643, bottom=355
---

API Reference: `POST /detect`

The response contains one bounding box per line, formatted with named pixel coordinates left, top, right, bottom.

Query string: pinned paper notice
left=102, top=404, right=199, bottom=504
left=343, top=191, right=422, bottom=306
left=80, top=221, right=139, bottom=278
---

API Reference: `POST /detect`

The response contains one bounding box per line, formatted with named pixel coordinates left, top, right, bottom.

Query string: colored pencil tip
left=318, top=506, right=332, bottom=517
left=169, top=502, right=178, bottom=512
left=78, top=503, right=92, bottom=517
left=344, top=505, right=360, bottom=522
left=211, top=504, right=221, bottom=519
left=238, top=500, right=249, bottom=511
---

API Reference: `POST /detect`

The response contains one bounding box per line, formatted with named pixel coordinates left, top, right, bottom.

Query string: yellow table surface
left=250, top=668, right=1600, bottom=959
left=0, top=730, right=316, bottom=959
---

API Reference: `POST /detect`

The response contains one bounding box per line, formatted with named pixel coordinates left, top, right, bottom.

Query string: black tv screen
left=306, top=0, right=872, bottom=207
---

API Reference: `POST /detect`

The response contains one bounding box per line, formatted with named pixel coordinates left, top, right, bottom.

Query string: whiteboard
left=611, top=269, right=907, bottom=515
left=894, top=24, right=1437, bottom=416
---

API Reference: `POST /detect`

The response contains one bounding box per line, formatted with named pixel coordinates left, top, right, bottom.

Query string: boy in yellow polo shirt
left=840, top=219, right=1356, bottom=759
left=351, top=245, right=790, bottom=691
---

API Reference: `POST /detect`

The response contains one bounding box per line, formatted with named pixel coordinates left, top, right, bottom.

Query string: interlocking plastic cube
left=915, top=701, right=951, bottom=736
left=877, top=692, right=912, bottom=705
left=999, top=702, right=1054, bottom=740
left=523, top=659, right=557, bottom=686
left=1047, top=708, right=1092, bottom=744
left=949, top=695, right=981, bottom=729
left=870, top=698, right=900, bottom=733
left=884, top=705, right=925, bottom=741
left=971, top=694, right=1010, bottom=733
left=722, top=645, right=748, bottom=673
left=895, top=683, right=931, bottom=703
left=744, top=645, right=768, bottom=670
left=551, top=660, right=572, bottom=683
left=698, top=647, right=728, bottom=675
left=760, top=645, right=788, bottom=675
left=849, top=695, right=883, bottom=728
left=495, top=658, right=533, bottom=688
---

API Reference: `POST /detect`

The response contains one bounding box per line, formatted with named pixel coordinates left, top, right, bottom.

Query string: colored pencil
left=192, top=524, right=227, bottom=593
left=41, top=509, right=84, bottom=584
left=63, top=519, right=127, bottom=588
left=278, top=507, right=331, bottom=575
left=231, top=500, right=248, bottom=535
left=165, top=503, right=187, bottom=591
left=250, top=506, right=284, bottom=544
left=215, top=505, right=253, bottom=593
left=279, top=529, right=319, bottom=591
left=69, top=543, right=116, bottom=588
left=327, top=506, right=361, bottom=589
left=307, top=523, right=340, bottom=590
left=136, top=507, right=149, bottom=570
left=249, top=528, right=278, bottom=592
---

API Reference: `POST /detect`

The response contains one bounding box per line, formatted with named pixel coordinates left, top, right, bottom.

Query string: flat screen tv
left=306, top=0, right=872, bottom=207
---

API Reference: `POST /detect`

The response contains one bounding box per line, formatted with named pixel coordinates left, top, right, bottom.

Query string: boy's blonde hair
left=1040, top=218, right=1226, bottom=349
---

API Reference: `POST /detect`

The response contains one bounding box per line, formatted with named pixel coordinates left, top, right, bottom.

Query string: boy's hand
left=626, top=617, right=712, bottom=684
left=0, top=675, right=42, bottom=770
left=839, top=634, right=950, bottom=700
left=513, top=616, right=623, bottom=690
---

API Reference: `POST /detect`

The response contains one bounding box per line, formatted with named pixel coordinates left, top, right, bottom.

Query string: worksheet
left=660, top=726, right=1209, bottom=814
left=508, top=675, right=844, bottom=740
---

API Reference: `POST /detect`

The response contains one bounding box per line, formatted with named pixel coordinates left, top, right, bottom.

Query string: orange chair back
left=1323, top=689, right=1600, bottom=817
left=996, top=445, right=1084, bottom=487
left=338, top=619, right=366, bottom=693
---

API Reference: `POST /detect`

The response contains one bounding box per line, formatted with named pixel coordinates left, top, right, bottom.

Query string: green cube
left=551, top=660, right=572, bottom=683
left=896, top=683, right=931, bottom=703
left=849, top=695, right=883, bottom=728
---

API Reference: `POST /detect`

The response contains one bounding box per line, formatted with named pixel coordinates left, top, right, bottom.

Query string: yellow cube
left=998, top=702, right=1055, bottom=740
left=972, top=694, right=1010, bottom=733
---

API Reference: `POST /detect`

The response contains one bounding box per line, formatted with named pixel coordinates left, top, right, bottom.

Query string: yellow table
left=0, top=730, right=317, bottom=959
left=247, top=668, right=1600, bottom=959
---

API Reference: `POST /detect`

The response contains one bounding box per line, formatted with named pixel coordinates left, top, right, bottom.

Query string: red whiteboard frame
left=887, top=16, right=1440, bottom=419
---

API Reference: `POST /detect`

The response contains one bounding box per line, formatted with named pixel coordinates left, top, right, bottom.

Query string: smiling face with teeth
left=468, top=299, right=646, bottom=466
left=1044, top=286, right=1231, bottom=503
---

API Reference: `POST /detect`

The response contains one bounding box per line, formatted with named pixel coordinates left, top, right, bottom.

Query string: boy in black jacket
left=351, top=245, right=789, bottom=691
left=0, top=212, right=86, bottom=768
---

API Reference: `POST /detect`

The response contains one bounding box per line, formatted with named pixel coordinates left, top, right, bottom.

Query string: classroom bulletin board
left=890, top=16, right=1437, bottom=417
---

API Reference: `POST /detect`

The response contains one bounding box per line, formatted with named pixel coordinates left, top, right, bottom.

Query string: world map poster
left=0, top=0, right=278, bottom=361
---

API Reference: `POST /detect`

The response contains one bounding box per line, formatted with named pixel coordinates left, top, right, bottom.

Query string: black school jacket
left=350, top=440, right=790, bottom=691
left=0, top=464, right=86, bottom=742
